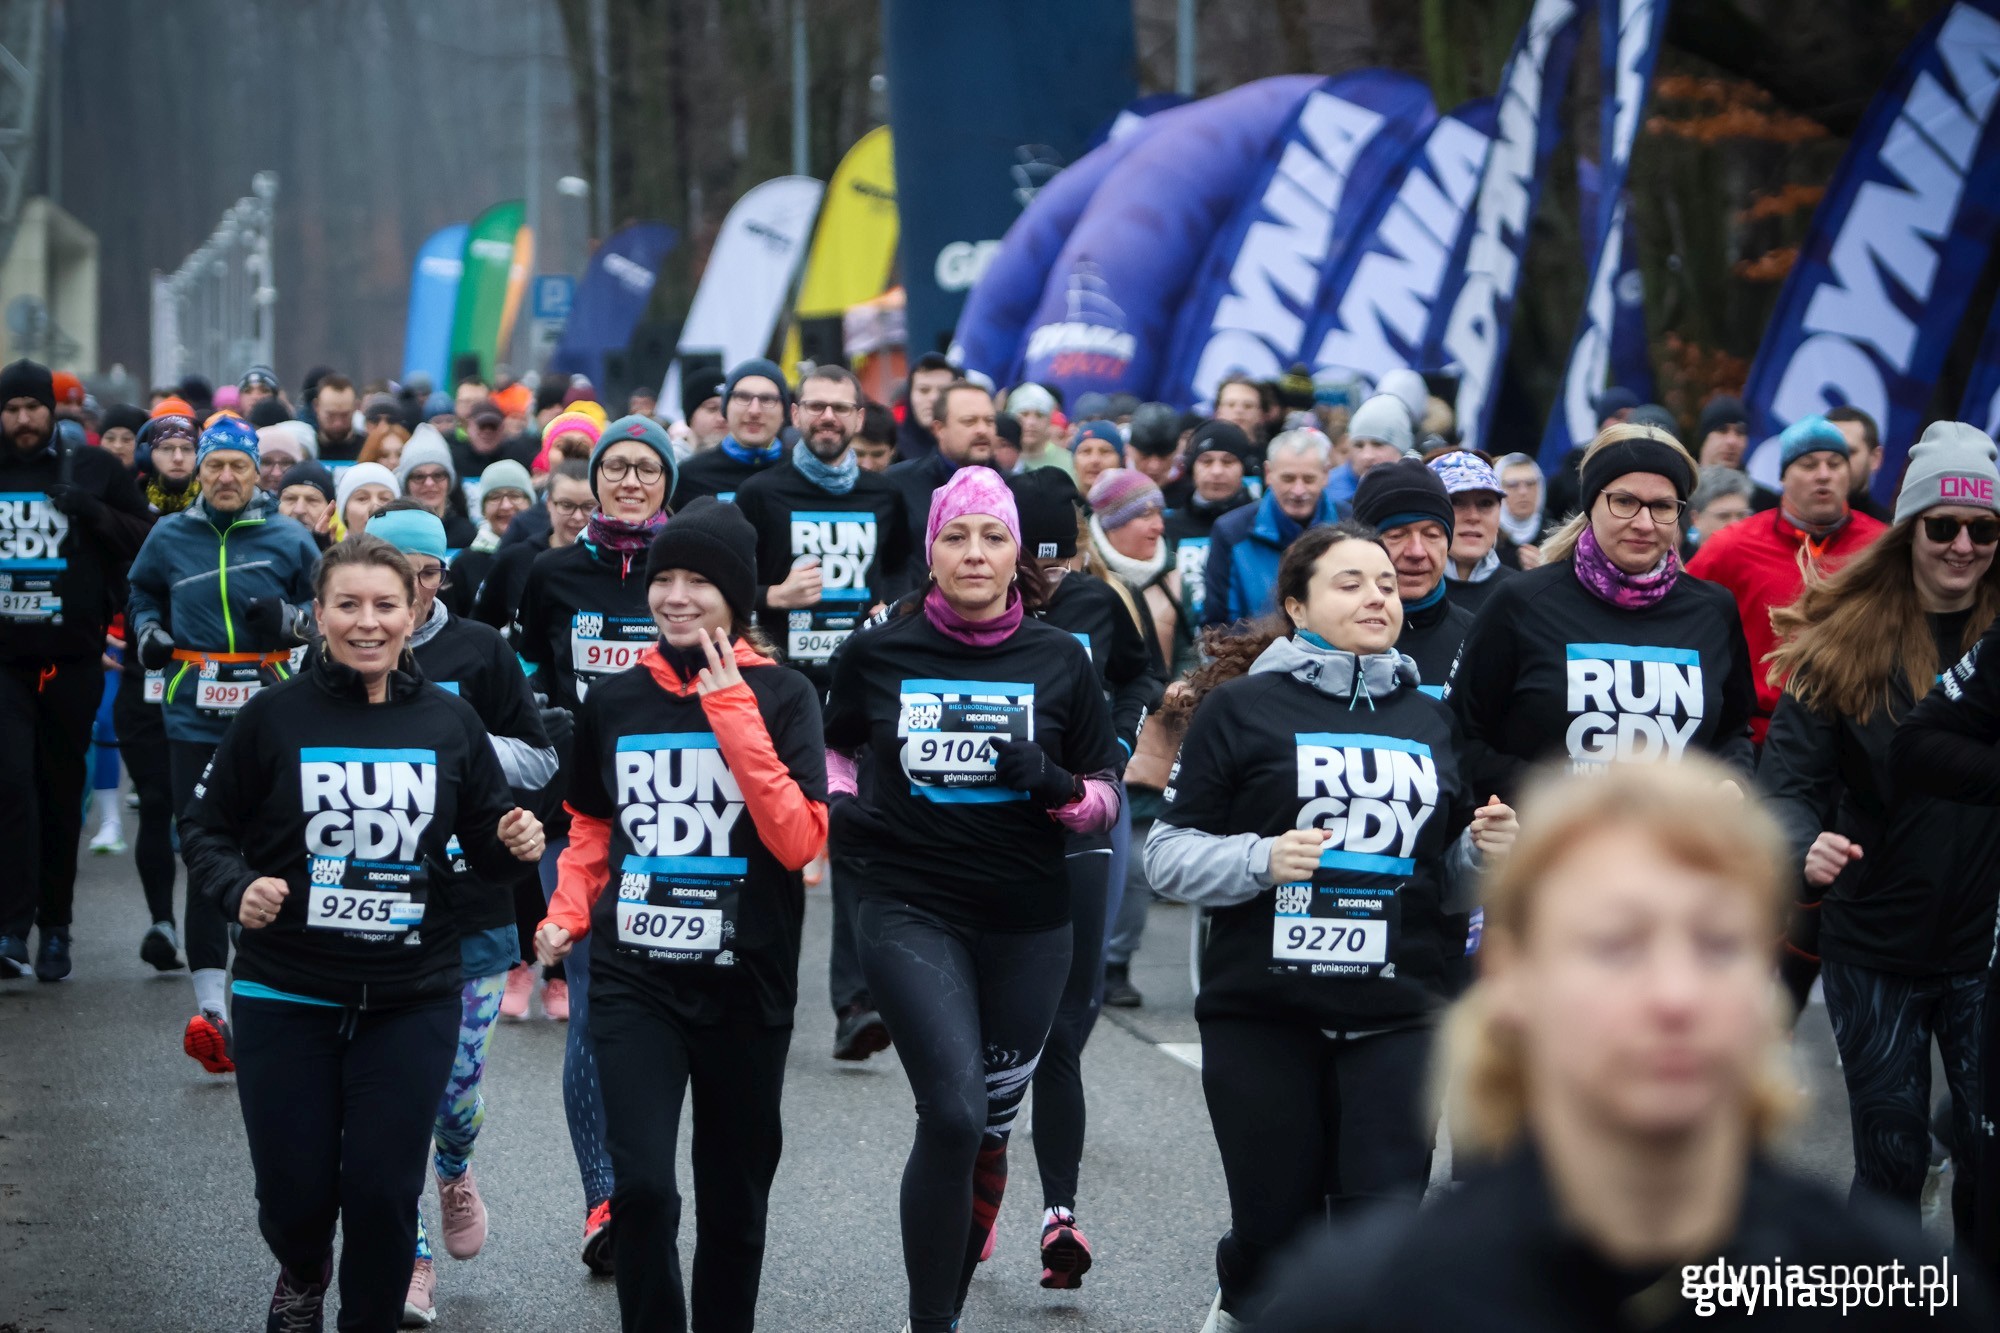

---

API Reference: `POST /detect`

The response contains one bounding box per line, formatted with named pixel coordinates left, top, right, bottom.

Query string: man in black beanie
left=1350, top=457, right=1471, bottom=696
left=675, top=358, right=792, bottom=506
left=0, top=359, right=155, bottom=979
left=1160, top=420, right=1257, bottom=653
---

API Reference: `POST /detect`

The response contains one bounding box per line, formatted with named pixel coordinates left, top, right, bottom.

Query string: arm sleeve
left=92, top=459, right=155, bottom=557
left=125, top=528, right=168, bottom=636
left=1756, top=694, right=1841, bottom=864
left=1104, top=598, right=1165, bottom=755
left=472, top=546, right=521, bottom=631
left=826, top=749, right=859, bottom=797
left=543, top=810, right=612, bottom=938
left=178, top=706, right=264, bottom=921
left=735, top=489, right=779, bottom=614
left=516, top=565, right=552, bottom=674
left=1201, top=528, right=1234, bottom=628
left=878, top=493, right=915, bottom=603
left=451, top=710, right=528, bottom=884
left=700, top=678, right=829, bottom=871
left=1891, top=632, right=2000, bottom=802
left=822, top=628, right=872, bottom=750
left=1143, top=820, right=1274, bottom=908
left=481, top=633, right=557, bottom=787
left=1706, top=599, right=1758, bottom=775
left=1448, top=597, right=1528, bottom=801
left=1050, top=776, right=1121, bottom=834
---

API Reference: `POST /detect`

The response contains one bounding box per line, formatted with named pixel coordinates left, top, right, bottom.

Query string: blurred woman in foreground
left=1257, top=759, right=1992, bottom=1331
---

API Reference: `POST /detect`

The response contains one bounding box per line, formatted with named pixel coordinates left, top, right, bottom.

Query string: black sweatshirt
left=179, top=655, right=519, bottom=1007
left=1259, top=1145, right=1993, bottom=1333
left=733, top=461, right=913, bottom=691
left=1399, top=593, right=1473, bottom=700
left=1760, top=609, right=2000, bottom=975
left=517, top=537, right=659, bottom=711
left=1892, top=615, right=2000, bottom=807
left=409, top=607, right=552, bottom=934
left=0, top=439, right=153, bottom=663
left=1450, top=559, right=1755, bottom=800
left=472, top=533, right=548, bottom=635
left=823, top=602, right=1123, bottom=931
left=1040, top=570, right=1165, bottom=755
left=676, top=446, right=778, bottom=506
left=1158, top=669, right=1475, bottom=1029
left=563, top=653, right=827, bottom=1025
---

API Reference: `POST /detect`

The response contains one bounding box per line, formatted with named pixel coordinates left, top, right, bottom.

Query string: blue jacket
left=1201, top=487, right=1345, bottom=628
left=127, top=493, right=321, bottom=743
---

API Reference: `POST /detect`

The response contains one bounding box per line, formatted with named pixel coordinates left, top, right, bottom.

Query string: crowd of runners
left=6, top=349, right=2000, bottom=1330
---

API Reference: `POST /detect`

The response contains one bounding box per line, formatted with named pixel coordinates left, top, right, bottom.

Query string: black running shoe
left=34, top=927, right=70, bottom=983
left=265, top=1255, right=331, bottom=1333
left=832, top=1003, right=891, bottom=1061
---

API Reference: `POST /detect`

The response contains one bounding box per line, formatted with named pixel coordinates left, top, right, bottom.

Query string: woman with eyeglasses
left=1757, top=423, right=2000, bottom=1247
left=1450, top=425, right=1755, bottom=798
left=515, top=414, right=678, bottom=1274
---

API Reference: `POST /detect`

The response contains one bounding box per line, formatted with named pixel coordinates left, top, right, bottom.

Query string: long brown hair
left=1160, top=519, right=1384, bottom=723
left=1766, top=517, right=2000, bottom=721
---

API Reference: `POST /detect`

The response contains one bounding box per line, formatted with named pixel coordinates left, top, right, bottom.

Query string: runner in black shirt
left=823, top=466, right=1122, bottom=1333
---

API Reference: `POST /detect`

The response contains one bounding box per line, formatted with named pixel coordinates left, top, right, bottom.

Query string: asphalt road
left=0, top=813, right=1952, bottom=1332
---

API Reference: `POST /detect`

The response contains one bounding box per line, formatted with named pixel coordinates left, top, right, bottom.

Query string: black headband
left=1580, top=435, right=1695, bottom=512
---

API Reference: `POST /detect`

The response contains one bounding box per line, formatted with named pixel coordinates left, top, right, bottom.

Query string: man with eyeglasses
left=0, top=360, right=154, bottom=983
left=1690, top=414, right=1887, bottom=745
left=127, top=417, right=321, bottom=1057
left=675, top=357, right=791, bottom=505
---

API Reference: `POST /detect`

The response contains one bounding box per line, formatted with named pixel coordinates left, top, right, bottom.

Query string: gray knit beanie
left=1894, top=421, right=2000, bottom=526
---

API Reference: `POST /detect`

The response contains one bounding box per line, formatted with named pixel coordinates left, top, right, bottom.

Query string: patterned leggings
left=415, top=972, right=506, bottom=1261
left=1822, top=959, right=1983, bottom=1238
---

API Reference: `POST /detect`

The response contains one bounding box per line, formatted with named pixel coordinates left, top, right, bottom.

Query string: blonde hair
left=1540, top=423, right=1699, bottom=562
left=1437, top=757, right=1800, bottom=1159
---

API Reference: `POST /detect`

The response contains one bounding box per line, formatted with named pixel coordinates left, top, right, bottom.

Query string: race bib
left=143, top=668, right=165, bottom=704
left=0, top=492, right=67, bottom=624
left=786, top=607, right=860, bottom=664
left=306, top=883, right=423, bottom=935
left=0, top=588, right=60, bottom=619
left=612, top=732, right=745, bottom=965
left=195, top=658, right=266, bottom=717
left=569, top=612, right=658, bottom=695
left=1271, top=881, right=1398, bottom=978
left=1175, top=538, right=1209, bottom=620
left=897, top=679, right=1034, bottom=802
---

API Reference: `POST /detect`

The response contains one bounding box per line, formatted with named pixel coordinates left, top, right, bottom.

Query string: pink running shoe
left=499, top=963, right=533, bottom=1021
left=542, top=976, right=570, bottom=1021
left=1040, top=1210, right=1094, bottom=1289
left=437, top=1167, right=488, bottom=1259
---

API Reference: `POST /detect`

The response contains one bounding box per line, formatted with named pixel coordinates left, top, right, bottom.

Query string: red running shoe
left=1040, top=1210, right=1093, bottom=1290
left=582, top=1200, right=614, bottom=1275
left=184, top=1009, right=235, bottom=1074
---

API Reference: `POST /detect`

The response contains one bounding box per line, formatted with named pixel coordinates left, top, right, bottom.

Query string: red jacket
left=1686, top=507, right=1887, bottom=742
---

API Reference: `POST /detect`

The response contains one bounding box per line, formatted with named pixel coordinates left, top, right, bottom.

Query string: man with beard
left=126, top=417, right=321, bottom=1069
left=0, top=360, right=153, bottom=981
left=674, top=357, right=791, bottom=505
left=885, top=379, right=998, bottom=577
left=736, top=364, right=913, bottom=1061
left=311, top=374, right=362, bottom=462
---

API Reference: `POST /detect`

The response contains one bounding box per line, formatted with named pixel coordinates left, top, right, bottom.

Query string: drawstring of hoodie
left=1348, top=670, right=1376, bottom=712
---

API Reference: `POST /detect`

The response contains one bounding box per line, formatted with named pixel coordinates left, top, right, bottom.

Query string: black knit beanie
left=1006, top=467, right=1082, bottom=561
left=1352, top=458, right=1456, bottom=539
left=643, top=496, right=759, bottom=623
left=100, top=403, right=150, bottom=436
left=0, top=359, right=55, bottom=410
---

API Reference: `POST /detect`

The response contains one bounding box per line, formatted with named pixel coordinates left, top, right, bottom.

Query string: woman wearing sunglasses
left=1450, top=424, right=1756, bottom=798
left=1762, top=423, right=2000, bottom=1245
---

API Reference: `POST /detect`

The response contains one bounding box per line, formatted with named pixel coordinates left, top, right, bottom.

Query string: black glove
left=991, top=738, right=1080, bottom=808
left=240, top=596, right=299, bottom=643
left=45, top=482, right=105, bottom=524
left=136, top=623, right=177, bottom=670
left=537, top=703, right=573, bottom=750
left=828, top=793, right=890, bottom=853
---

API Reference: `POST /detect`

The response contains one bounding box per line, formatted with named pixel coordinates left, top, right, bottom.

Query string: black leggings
left=592, top=984, right=792, bottom=1333
left=1200, top=1018, right=1435, bottom=1317
left=0, top=656, right=98, bottom=938
left=170, top=739, right=231, bottom=973
left=234, top=994, right=459, bottom=1333
left=1030, top=845, right=1112, bottom=1211
left=858, top=897, right=1070, bottom=1333
left=1822, top=959, right=1982, bottom=1236
left=113, top=682, right=177, bottom=925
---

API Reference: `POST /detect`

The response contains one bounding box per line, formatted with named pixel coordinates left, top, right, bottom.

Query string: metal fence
left=149, top=171, right=278, bottom=390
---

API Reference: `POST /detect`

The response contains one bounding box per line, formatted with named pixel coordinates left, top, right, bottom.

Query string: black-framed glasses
left=1601, top=490, right=1687, bottom=525
left=730, top=391, right=784, bottom=409
left=548, top=498, right=592, bottom=517
left=599, top=457, right=665, bottom=484
left=406, top=467, right=452, bottom=487
left=798, top=399, right=859, bottom=417
left=413, top=566, right=449, bottom=591
left=1922, top=514, right=2000, bottom=546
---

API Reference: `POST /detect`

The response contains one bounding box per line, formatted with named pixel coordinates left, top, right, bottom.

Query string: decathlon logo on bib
left=790, top=512, right=877, bottom=602
left=1294, top=733, right=1438, bottom=873
left=1564, top=642, right=1704, bottom=763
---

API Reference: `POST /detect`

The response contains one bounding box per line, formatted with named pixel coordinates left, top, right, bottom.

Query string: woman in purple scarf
left=1448, top=424, right=1757, bottom=799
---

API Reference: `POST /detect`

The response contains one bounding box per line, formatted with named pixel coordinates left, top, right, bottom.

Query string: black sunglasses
left=1922, top=514, right=2000, bottom=546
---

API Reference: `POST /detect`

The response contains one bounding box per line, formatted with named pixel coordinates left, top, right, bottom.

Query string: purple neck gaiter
left=1574, top=524, right=1680, bottom=610
left=924, top=583, right=1024, bottom=647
